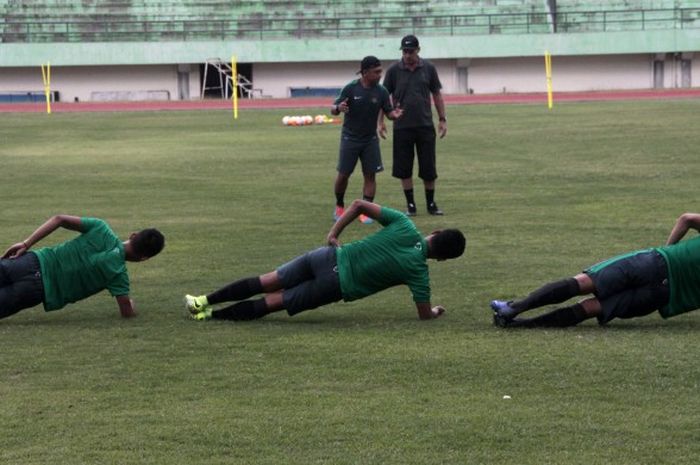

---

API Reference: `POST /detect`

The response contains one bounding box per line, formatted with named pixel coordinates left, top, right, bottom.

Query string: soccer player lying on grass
left=185, top=199, right=465, bottom=321
left=1, top=215, right=164, bottom=320
left=491, top=213, right=700, bottom=328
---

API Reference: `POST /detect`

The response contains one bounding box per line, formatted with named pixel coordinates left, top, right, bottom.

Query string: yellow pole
left=41, top=62, right=52, bottom=114
left=544, top=51, right=553, bottom=110
left=231, top=55, right=238, bottom=120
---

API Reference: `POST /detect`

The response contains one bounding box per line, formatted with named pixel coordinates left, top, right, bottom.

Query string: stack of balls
left=282, top=115, right=338, bottom=126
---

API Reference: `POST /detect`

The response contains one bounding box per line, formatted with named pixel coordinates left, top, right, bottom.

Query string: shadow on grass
left=490, top=317, right=699, bottom=333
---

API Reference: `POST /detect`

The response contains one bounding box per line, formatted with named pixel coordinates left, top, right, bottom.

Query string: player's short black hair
left=359, top=55, right=381, bottom=75
left=132, top=228, right=165, bottom=258
left=431, top=229, right=465, bottom=260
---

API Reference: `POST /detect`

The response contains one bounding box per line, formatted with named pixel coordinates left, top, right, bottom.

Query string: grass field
left=1, top=100, right=699, bottom=464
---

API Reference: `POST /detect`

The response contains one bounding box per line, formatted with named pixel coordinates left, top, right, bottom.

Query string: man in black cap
left=330, top=56, right=403, bottom=224
left=381, top=35, right=448, bottom=216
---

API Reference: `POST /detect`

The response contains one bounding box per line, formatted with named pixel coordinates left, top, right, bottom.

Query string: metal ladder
left=200, top=58, right=260, bottom=99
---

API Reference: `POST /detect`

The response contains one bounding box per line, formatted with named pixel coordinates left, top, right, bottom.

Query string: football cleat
left=427, top=203, right=444, bottom=216
left=189, top=309, right=212, bottom=321
left=359, top=214, right=374, bottom=224
left=406, top=203, right=417, bottom=217
left=493, top=312, right=515, bottom=328
left=333, top=206, right=345, bottom=222
left=184, top=294, right=210, bottom=315
left=490, top=300, right=517, bottom=320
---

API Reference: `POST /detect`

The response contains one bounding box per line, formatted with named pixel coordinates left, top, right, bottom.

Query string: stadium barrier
left=0, top=90, right=59, bottom=103
left=89, top=90, right=170, bottom=101
left=290, top=87, right=342, bottom=98
left=2, top=7, right=698, bottom=43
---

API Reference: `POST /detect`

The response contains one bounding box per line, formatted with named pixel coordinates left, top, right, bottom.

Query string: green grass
left=1, top=100, right=699, bottom=464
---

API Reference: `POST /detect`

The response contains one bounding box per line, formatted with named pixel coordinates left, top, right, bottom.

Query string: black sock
left=207, top=277, right=263, bottom=305
left=212, top=298, right=269, bottom=321
left=363, top=195, right=374, bottom=203
left=514, top=303, right=588, bottom=328
left=511, top=278, right=580, bottom=312
left=404, top=189, right=415, bottom=207
left=335, top=192, right=345, bottom=207
left=425, top=189, right=435, bottom=206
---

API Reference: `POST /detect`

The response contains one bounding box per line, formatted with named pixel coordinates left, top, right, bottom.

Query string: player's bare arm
left=327, top=199, right=382, bottom=246
left=116, top=295, right=136, bottom=318
left=416, top=302, right=445, bottom=320
left=666, top=213, right=700, bottom=245
left=2, top=214, right=83, bottom=259
left=433, top=91, right=447, bottom=138
left=377, top=109, right=387, bottom=139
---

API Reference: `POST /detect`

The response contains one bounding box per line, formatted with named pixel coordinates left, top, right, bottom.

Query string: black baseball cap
left=400, top=34, right=419, bottom=50
left=358, top=55, right=381, bottom=74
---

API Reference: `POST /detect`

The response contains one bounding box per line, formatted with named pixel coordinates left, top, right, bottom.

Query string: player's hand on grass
left=121, top=301, right=136, bottom=318
left=117, top=296, right=137, bottom=318
left=2, top=242, right=28, bottom=259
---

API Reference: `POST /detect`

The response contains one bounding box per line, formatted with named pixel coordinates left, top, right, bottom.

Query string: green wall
left=2, top=28, right=699, bottom=67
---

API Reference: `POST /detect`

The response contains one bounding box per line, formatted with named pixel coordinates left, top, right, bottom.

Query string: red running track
left=1, top=88, right=699, bottom=113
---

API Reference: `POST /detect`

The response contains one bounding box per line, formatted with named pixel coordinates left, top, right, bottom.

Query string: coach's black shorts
left=392, top=126, right=437, bottom=181
left=0, top=252, right=45, bottom=319
left=585, top=250, right=669, bottom=325
left=276, top=246, right=342, bottom=316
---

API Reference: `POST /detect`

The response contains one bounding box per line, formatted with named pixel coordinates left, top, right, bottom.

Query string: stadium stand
left=0, top=1, right=553, bottom=42
left=554, top=0, right=700, bottom=32
left=0, top=1, right=698, bottom=99
left=3, top=1, right=700, bottom=42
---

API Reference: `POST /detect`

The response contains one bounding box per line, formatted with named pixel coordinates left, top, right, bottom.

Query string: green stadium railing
left=555, top=8, right=699, bottom=32
left=1, top=8, right=699, bottom=43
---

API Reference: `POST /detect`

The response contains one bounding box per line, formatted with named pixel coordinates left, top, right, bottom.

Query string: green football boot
left=185, top=294, right=212, bottom=316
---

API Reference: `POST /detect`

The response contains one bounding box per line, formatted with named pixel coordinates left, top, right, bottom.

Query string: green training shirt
left=655, top=235, right=700, bottom=318
left=33, top=217, right=130, bottom=311
left=336, top=207, right=430, bottom=302
left=334, top=79, right=393, bottom=141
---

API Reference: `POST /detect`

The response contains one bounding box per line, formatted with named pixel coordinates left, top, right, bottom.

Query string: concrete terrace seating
left=554, top=0, right=700, bottom=32
left=2, top=0, right=697, bottom=42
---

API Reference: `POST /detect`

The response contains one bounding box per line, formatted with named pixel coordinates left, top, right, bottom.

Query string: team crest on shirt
left=414, top=242, right=422, bottom=250
left=371, top=97, right=378, bottom=104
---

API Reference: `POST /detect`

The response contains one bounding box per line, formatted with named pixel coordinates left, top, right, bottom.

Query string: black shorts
left=337, top=136, right=383, bottom=175
left=392, top=126, right=437, bottom=181
left=276, top=246, right=342, bottom=316
left=585, top=250, right=669, bottom=325
left=0, top=252, right=45, bottom=318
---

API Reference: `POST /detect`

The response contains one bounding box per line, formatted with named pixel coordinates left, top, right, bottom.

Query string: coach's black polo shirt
left=383, top=58, right=442, bottom=130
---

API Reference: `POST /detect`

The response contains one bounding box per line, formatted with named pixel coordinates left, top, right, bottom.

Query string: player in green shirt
left=330, top=56, right=403, bottom=224
left=185, top=199, right=465, bottom=321
left=1, top=215, right=164, bottom=319
left=490, top=213, right=700, bottom=328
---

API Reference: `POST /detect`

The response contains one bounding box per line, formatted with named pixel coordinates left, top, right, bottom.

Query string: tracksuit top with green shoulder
left=334, top=79, right=393, bottom=141
left=655, top=235, right=700, bottom=318
left=336, top=207, right=430, bottom=303
left=33, top=217, right=130, bottom=311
